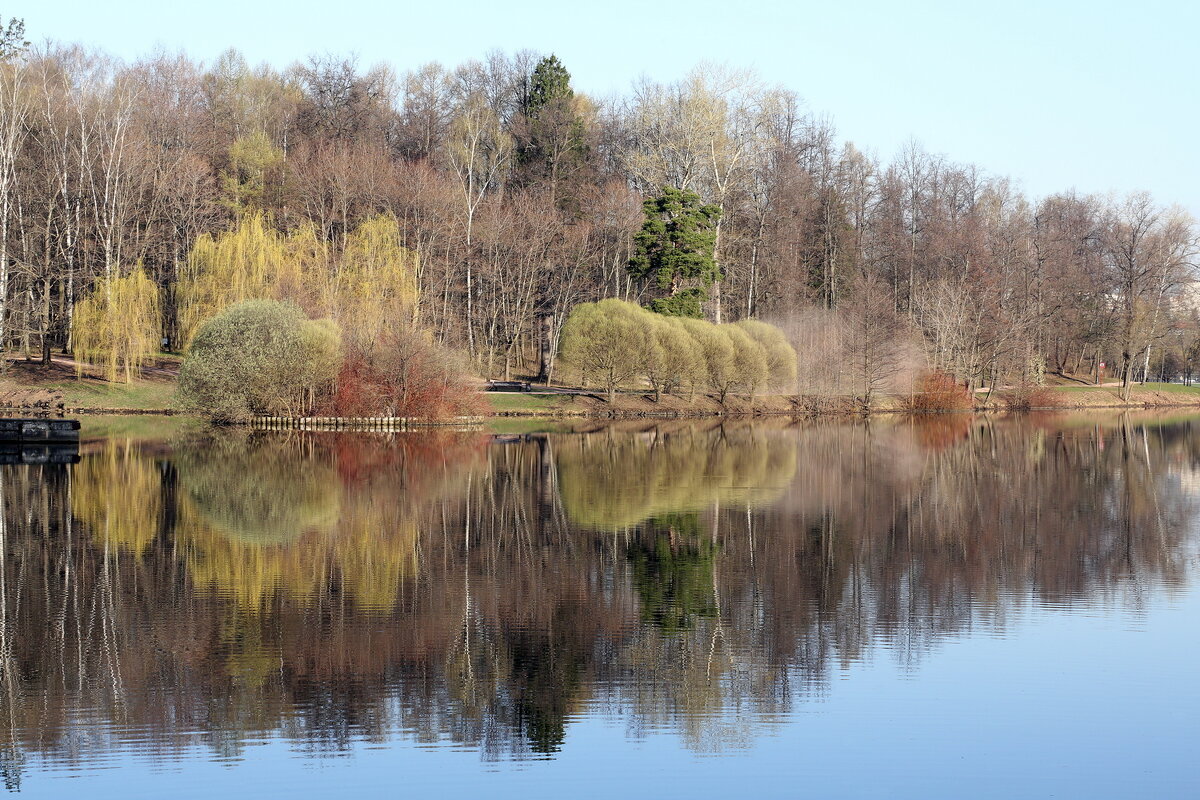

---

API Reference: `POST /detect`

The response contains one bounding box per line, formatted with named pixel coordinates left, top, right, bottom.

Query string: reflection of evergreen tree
left=627, top=514, right=718, bottom=632
left=509, top=629, right=581, bottom=754
left=503, top=594, right=599, bottom=754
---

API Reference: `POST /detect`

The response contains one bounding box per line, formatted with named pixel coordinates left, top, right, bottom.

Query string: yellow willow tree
left=177, top=212, right=324, bottom=346
left=71, top=269, right=161, bottom=383
left=328, top=214, right=419, bottom=351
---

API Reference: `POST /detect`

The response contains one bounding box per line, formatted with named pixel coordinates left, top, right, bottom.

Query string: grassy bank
left=486, top=392, right=584, bottom=414
left=51, top=376, right=177, bottom=411
left=1024, top=383, right=1200, bottom=409
left=484, top=390, right=907, bottom=417
left=1, top=356, right=179, bottom=413
left=9, top=355, right=1200, bottom=420
left=488, top=382, right=1200, bottom=418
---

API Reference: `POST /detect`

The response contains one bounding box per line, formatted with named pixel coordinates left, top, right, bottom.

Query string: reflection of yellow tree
left=334, top=513, right=419, bottom=613
left=72, top=439, right=161, bottom=554
left=175, top=434, right=441, bottom=612
left=557, top=427, right=797, bottom=529
left=180, top=512, right=331, bottom=607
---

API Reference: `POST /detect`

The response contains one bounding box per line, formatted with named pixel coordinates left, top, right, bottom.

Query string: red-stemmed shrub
left=1000, top=384, right=1063, bottom=411
left=325, top=328, right=488, bottom=420
left=902, top=370, right=973, bottom=412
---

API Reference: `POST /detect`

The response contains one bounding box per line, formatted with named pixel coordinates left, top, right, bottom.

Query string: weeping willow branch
left=70, top=269, right=160, bottom=383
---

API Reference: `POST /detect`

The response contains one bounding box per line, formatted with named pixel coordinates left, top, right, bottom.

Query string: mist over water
left=1, top=415, right=1197, bottom=797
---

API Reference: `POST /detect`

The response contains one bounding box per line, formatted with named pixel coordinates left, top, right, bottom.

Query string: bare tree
left=0, top=47, right=28, bottom=358
left=447, top=94, right=511, bottom=358
left=843, top=270, right=906, bottom=409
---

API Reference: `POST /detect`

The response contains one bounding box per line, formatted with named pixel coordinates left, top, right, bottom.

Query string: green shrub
left=736, top=319, right=798, bottom=392
left=723, top=323, right=769, bottom=397
left=558, top=299, right=650, bottom=401
left=678, top=318, right=736, bottom=402
left=645, top=314, right=702, bottom=400
left=559, top=298, right=798, bottom=403
left=178, top=299, right=342, bottom=422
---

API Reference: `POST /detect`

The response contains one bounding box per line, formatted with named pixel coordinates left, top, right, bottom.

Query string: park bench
left=486, top=380, right=532, bottom=392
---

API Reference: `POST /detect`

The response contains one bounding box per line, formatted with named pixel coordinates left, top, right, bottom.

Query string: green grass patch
left=49, top=378, right=178, bottom=410
left=1134, top=382, right=1200, bottom=394
left=1049, top=383, right=1200, bottom=394
left=485, top=392, right=578, bottom=412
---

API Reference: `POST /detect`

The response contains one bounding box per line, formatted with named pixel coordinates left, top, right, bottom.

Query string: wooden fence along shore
left=251, top=416, right=485, bottom=431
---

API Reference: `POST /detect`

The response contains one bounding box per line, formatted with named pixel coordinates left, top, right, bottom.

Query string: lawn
left=47, top=377, right=178, bottom=411
left=1050, top=382, right=1200, bottom=394
left=485, top=392, right=578, bottom=413
left=1135, top=382, right=1200, bottom=394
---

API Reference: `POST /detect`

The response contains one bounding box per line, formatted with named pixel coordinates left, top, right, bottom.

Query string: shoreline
left=18, top=400, right=1200, bottom=419
left=38, top=400, right=1200, bottom=421
left=7, top=378, right=1200, bottom=421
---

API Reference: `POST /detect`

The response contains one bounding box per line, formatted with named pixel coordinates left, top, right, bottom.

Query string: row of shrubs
left=557, top=299, right=797, bottom=402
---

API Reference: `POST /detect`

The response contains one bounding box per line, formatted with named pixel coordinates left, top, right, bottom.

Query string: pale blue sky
left=22, top=0, right=1200, bottom=215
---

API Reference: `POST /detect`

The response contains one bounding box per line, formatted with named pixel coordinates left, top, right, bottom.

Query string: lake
left=1, top=414, right=1197, bottom=798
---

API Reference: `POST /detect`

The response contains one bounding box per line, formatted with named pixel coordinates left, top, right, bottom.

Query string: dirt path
left=3, top=355, right=180, bottom=384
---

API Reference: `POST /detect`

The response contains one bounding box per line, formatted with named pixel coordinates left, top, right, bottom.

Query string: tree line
left=0, top=20, right=1197, bottom=397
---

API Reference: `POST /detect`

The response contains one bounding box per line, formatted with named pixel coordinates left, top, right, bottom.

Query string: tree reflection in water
left=0, top=415, right=1195, bottom=775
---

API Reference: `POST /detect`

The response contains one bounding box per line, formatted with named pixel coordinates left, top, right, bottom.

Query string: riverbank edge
left=491, top=402, right=1200, bottom=419
left=52, top=398, right=1200, bottom=419
left=487, top=386, right=1200, bottom=418
left=39, top=403, right=1200, bottom=430
left=11, top=384, right=1200, bottom=419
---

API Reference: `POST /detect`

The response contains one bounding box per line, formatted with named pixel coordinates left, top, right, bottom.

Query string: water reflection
left=556, top=426, right=796, bottom=529
left=0, top=415, right=1196, bottom=781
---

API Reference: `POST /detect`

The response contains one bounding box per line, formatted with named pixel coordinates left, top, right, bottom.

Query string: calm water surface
left=1, top=415, right=1197, bottom=798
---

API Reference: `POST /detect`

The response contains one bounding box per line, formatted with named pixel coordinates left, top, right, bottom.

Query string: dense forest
left=0, top=18, right=1197, bottom=396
